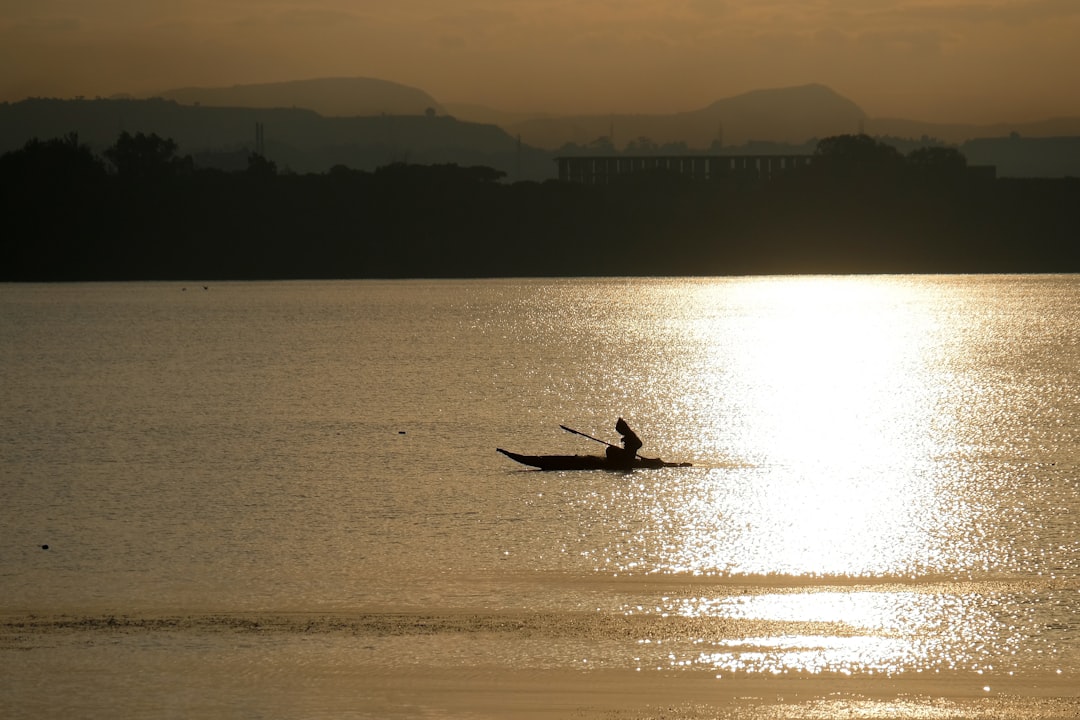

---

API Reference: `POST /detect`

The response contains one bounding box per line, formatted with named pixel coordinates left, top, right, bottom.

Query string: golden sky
left=3, top=0, right=1079, bottom=123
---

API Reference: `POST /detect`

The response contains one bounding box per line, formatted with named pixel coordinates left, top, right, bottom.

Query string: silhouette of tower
left=255, top=122, right=265, bottom=155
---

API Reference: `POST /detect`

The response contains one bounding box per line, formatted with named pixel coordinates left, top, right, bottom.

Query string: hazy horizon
left=3, top=1, right=1080, bottom=124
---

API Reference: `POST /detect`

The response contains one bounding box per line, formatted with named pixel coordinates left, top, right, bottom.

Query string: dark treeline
left=2, top=131, right=1078, bottom=281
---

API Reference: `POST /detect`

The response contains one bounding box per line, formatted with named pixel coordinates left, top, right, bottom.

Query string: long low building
left=556, top=155, right=814, bottom=184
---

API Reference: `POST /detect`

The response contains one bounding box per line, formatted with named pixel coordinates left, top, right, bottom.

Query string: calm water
left=2, top=276, right=1079, bottom=715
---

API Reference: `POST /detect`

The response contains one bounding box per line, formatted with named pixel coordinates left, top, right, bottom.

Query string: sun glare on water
left=603, top=277, right=981, bottom=579
left=589, top=277, right=1047, bottom=677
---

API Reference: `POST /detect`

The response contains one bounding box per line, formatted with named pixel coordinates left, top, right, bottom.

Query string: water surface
left=2, top=276, right=1078, bottom=716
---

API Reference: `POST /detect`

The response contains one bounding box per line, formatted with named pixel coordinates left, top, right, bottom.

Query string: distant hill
left=5, top=80, right=1080, bottom=179
left=0, top=97, right=553, bottom=179
left=453, top=85, right=1080, bottom=152
left=504, top=84, right=867, bottom=149
left=136, top=77, right=1080, bottom=153
left=153, top=77, right=443, bottom=118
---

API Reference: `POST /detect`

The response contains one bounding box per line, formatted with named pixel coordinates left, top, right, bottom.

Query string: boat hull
left=497, top=448, right=690, bottom=471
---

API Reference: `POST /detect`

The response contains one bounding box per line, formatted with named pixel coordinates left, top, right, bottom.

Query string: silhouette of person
left=606, top=417, right=642, bottom=468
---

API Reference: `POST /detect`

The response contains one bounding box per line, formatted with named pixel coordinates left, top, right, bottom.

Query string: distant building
left=556, top=154, right=998, bottom=184
left=556, top=155, right=814, bottom=184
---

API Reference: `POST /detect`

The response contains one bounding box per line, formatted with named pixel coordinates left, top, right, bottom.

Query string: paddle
left=560, top=424, right=644, bottom=459
left=559, top=424, right=617, bottom=449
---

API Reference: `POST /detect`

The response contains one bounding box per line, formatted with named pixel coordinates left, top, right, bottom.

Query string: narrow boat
left=497, top=448, right=691, bottom=471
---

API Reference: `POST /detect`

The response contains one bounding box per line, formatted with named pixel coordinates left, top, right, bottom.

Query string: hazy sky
left=3, top=0, right=1079, bottom=123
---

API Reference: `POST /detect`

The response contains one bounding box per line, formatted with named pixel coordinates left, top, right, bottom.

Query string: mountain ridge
left=140, top=76, right=1080, bottom=147
left=0, top=97, right=550, bottom=177
left=153, top=77, right=443, bottom=119
left=5, top=78, right=1080, bottom=178
left=459, top=84, right=867, bottom=148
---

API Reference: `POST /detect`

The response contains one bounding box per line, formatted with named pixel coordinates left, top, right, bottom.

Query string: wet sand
left=3, top=611, right=1077, bottom=719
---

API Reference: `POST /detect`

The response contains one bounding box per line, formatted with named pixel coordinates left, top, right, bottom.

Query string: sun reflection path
left=680, top=277, right=949, bottom=468
left=587, top=462, right=954, bottom=579
left=566, top=276, right=1079, bottom=682
left=643, top=277, right=984, bottom=579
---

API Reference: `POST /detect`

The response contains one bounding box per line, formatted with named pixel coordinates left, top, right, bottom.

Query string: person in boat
left=606, top=417, right=643, bottom=467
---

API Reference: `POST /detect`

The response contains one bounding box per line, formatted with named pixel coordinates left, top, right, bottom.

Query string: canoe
left=497, top=448, right=691, bottom=471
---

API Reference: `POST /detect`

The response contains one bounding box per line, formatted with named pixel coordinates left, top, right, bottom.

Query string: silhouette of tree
left=907, top=146, right=967, bottom=174
left=0, top=133, right=108, bottom=280
left=460, top=165, right=507, bottom=184
left=104, top=131, right=192, bottom=179
left=328, top=163, right=364, bottom=179
left=246, top=152, right=278, bottom=177
left=3, top=127, right=1079, bottom=280
left=0, top=132, right=105, bottom=186
left=625, top=136, right=659, bottom=154
left=588, top=136, right=615, bottom=153
left=813, top=134, right=905, bottom=178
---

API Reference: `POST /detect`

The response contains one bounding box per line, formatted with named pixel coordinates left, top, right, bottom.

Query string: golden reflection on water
left=602, top=574, right=1051, bottom=678
left=650, top=277, right=970, bottom=578
left=598, top=277, right=1068, bottom=677
left=691, top=277, right=951, bottom=467
left=658, top=588, right=1011, bottom=676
